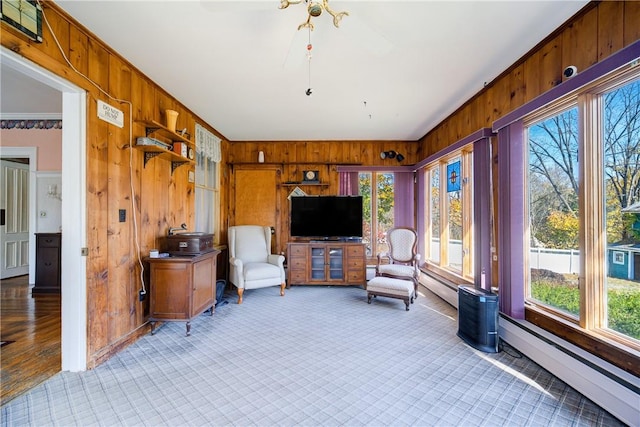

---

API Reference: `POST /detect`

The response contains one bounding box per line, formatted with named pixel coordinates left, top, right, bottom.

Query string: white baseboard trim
left=420, top=272, right=458, bottom=308
left=419, top=274, right=640, bottom=426
left=499, top=316, right=639, bottom=426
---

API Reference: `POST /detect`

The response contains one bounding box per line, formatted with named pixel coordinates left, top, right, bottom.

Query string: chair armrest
left=267, top=254, right=286, bottom=282
left=267, top=254, right=285, bottom=267
left=229, top=256, right=244, bottom=287
left=376, top=252, right=390, bottom=274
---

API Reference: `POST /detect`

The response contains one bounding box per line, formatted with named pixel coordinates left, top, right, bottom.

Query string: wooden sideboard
left=146, top=249, right=220, bottom=336
left=33, top=232, right=62, bottom=295
left=287, top=241, right=366, bottom=286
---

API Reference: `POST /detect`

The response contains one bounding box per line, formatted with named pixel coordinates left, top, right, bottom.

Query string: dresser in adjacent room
left=33, top=232, right=62, bottom=294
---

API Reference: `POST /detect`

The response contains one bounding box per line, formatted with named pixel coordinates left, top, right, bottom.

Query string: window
left=523, top=70, right=640, bottom=346
left=602, top=77, right=640, bottom=342
left=359, top=172, right=394, bottom=258
left=526, top=106, right=580, bottom=319
left=424, top=149, right=474, bottom=279
left=428, top=167, right=440, bottom=263
left=194, top=124, right=221, bottom=238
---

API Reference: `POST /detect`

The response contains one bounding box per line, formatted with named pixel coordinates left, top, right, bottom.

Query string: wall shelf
left=134, top=144, right=194, bottom=171
left=228, top=162, right=362, bottom=166
left=282, top=182, right=329, bottom=187
left=134, top=120, right=194, bottom=173
left=136, top=119, right=192, bottom=144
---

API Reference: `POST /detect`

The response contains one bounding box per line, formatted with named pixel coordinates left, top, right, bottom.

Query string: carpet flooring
left=0, top=285, right=624, bottom=426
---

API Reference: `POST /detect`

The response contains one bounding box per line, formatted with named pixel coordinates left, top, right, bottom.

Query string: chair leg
left=280, top=283, right=286, bottom=296
left=237, top=288, right=244, bottom=304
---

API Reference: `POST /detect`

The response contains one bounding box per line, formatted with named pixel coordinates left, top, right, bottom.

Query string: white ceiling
left=2, top=1, right=589, bottom=141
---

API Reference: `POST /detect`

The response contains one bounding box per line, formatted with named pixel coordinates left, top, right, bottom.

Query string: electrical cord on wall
left=38, top=1, right=147, bottom=296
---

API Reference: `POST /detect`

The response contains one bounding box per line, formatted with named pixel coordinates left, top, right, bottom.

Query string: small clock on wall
left=302, top=170, right=319, bottom=183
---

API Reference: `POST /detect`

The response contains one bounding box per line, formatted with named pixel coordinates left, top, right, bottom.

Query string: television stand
left=287, top=241, right=366, bottom=287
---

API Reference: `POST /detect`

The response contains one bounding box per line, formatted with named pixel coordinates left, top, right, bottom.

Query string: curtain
left=195, top=123, right=221, bottom=163
left=338, top=171, right=359, bottom=195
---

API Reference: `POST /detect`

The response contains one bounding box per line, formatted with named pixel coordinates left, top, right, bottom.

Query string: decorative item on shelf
left=287, top=186, right=307, bottom=201
left=165, top=109, right=179, bottom=132
left=172, top=142, right=188, bottom=158
left=258, top=151, right=265, bottom=163
left=380, top=150, right=405, bottom=162
left=302, top=170, right=319, bottom=183
left=48, top=184, right=62, bottom=201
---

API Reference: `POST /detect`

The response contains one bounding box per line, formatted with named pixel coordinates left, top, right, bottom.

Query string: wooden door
left=231, top=166, right=281, bottom=251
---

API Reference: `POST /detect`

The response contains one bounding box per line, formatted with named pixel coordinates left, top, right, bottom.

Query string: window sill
left=420, top=263, right=473, bottom=288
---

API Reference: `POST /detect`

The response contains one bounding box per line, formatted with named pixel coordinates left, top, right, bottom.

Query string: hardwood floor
left=0, top=275, right=61, bottom=405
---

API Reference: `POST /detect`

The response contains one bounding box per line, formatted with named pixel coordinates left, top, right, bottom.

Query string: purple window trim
left=394, top=172, right=415, bottom=228
left=493, top=40, right=640, bottom=132
left=337, top=165, right=413, bottom=173
left=412, top=128, right=494, bottom=171
left=497, top=123, right=526, bottom=319
left=473, top=137, right=493, bottom=292
left=413, top=128, right=494, bottom=288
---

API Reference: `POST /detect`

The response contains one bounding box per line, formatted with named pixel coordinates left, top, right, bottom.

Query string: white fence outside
left=429, top=239, right=580, bottom=274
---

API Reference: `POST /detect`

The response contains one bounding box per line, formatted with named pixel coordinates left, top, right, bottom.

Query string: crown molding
left=0, top=113, right=62, bottom=120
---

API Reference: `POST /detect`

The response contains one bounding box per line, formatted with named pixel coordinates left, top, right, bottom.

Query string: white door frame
left=2, top=47, right=88, bottom=371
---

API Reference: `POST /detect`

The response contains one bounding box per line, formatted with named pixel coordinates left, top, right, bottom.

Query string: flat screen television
left=290, top=196, right=363, bottom=239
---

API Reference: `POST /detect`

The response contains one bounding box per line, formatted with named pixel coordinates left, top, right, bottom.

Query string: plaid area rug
left=0, top=286, right=625, bottom=426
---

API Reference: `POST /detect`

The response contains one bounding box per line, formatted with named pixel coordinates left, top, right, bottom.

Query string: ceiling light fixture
left=279, top=0, right=349, bottom=31
left=279, top=1, right=348, bottom=96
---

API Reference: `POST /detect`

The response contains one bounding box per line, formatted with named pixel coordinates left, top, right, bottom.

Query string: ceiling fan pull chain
left=306, top=27, right=313, bottom=96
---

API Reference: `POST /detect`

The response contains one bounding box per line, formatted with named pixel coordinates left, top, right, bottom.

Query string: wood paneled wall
left=418, top=1, right=640, bottom=156
left=228, top=141, right=419, bottom=255
left=1, top=2, right=228, bottom=367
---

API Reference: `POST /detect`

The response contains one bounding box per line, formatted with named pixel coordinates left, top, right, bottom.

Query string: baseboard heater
left=457, top=286, right=499, bottom=353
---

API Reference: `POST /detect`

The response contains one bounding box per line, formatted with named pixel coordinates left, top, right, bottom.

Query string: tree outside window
left=359, top=172, right=394, bottom=258
left=526, top=76, right=640, bottom=342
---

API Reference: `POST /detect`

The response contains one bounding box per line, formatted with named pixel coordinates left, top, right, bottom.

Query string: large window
left=194, top=124, right=221, bottom=238
left=424, top=149, right=474, bottom=279
left=359, top=172, right=394, bottom=258
left=524, top=71, right=640, bottom=347
left=526, top=106, right=580, bottom=318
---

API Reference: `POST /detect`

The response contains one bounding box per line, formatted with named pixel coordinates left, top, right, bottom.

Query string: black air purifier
left=457, top=286, right=499, bottom=353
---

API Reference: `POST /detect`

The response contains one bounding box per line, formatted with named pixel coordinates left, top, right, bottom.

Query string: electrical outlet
left=119, top=209, right=126, bottom=222
left=139, top=290, right=146, bottom=301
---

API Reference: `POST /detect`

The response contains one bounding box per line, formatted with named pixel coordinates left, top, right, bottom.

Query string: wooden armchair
left=375, top=227, right=421, bottom=297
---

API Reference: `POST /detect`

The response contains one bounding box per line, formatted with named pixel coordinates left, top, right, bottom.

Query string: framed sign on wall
left=1, top=0, right=43, bottom=43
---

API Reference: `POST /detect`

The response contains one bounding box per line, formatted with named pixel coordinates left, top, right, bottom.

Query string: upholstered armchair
left=375, top=227, right=421, bottom=296
left=228, top=225, right=286, bottom=304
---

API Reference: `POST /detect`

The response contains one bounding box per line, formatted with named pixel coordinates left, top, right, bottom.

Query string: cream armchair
left=228, top=225, right=286, bottom=304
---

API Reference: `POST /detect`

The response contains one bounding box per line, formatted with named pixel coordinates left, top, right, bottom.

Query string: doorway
left=1, top=47, right=87, bottom=373
left=0, top=159, right=30, bottom=279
